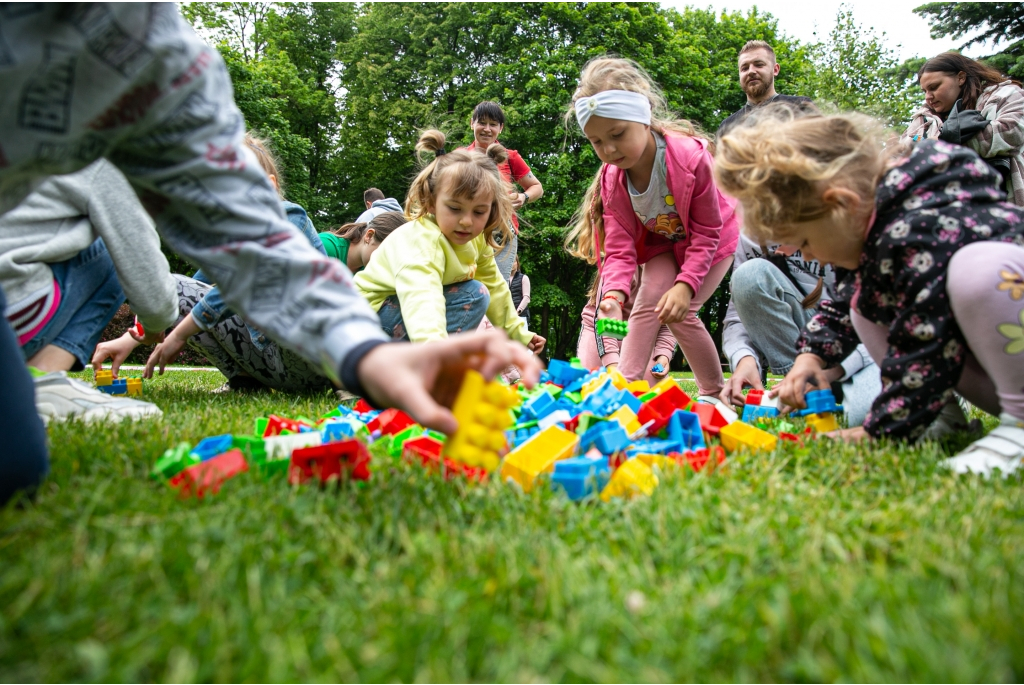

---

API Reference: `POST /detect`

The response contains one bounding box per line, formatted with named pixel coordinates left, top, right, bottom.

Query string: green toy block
left=595, top=318, right=629, bottom=339
left=254, top=417, right=268, bottom=436
left=638, top=392, right=657, bottom=403
left=232, top=435, right=266, bottom=462
left=777, top=420, right=796, bottom=433
left=150, top=442, right=197, bottom=480
left=425, top=429, right=447, bottom=443
left=321, top=407, right=342, bottom=420
left=570, top=357, right=586, bottom=369
left=255, top=457, right=290, bottom=479
left=542, top=383, right=562, bottom=398
left=575, top=413, right=606, bottom=435
left=563, top=391, right=582, bottom=404
left=387, top=425, right=424, bottom=458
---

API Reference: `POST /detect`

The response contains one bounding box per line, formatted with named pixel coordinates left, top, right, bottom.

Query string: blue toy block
left=579, top=378, right=619, bottom=415
left=322, top=422, right=355, bottom=442
left=579, top=421, right=630, bottom=455
left=627, top=439, right=679, bottom=455
left=190, top=434, right=234, bottom=461
left=546, top=359, right=589, bottom=387
left=651, top=363, right=665, bottom=374
left=794, top=389, right=843, bottom=417
left=742, top=404, right=780, bottom=423
left=506, top=424, right=541, bottom=449
left=98, top=378, right=128, bottom=395
left=551, top=397, right=583, bottom=418
left=522, top=391, right=557, bottom=421
left=668, top=410, right=706, bottom=450
left=552, top=455, right=612, bottom=500
left=563, top=369, right=602, bottom=394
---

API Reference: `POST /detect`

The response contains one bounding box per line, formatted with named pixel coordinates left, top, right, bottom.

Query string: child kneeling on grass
left=354, top=130, right=546, bottom=353
left=715, top=109, right=1024, bottom=477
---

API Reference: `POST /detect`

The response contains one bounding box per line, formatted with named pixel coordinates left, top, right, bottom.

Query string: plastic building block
left=126, top=378, right=142, bottom=396
left=264, top=431, right=322, bottom=462
left=232, top=435, right=266, bottom=462
left=580, top=378, right=619, bottom=413
left=443, top=369, right=519, bottom=472
left=794, top=388, right=843, bottom=417
left=170, top=448, right=248, bottom=498
left=744, top=389, right=764, bottom=405
left=608, top=405, right=642, bottom=435
left=650, top=363, right=665, bottom=375
left=191, top=434, right=234, bottom=461
left=563, top=368, right=602, bottom=394
left=262, top=415, right=314, bottom=437
left=150, top=442, right=197, bottom=480
left=638, top=385, right=693, bottom=434
left=575, top=413, right=605, bottom=435
left=595, top=317, right=629, bottom=340
left=741, top=404, right=780, bottom=423
left=719, top=421, right=777, bottom=453
left=627, top=439, right=679, bottom=455
left=637, top=391, right=657, bottom=403
left=546, top=359, right=588, bottom=387
left=521, top=391, right=557, bottom=421
left=538, top=409, right=573, bottom=430
left=579, top=421, right=630, bottom=455
left=675, top=446, right=726, bottom=472
left=386, top=425, right=424, bottom=458
left=501, top=425, right=579, bottom=492
left=289, top=439, right=371, bottom=484
left=353, top=398, right=375, bottom=413
left=95, top=369, right=113, bottom=387
left=667, top=409, right=706, bottom=450
left=600, top=458, right=658, bottom=501
left=552, top=455, right=611, bottom=500
left=649, top=377, right=680, bottom=397
left=366, top=408, right=416, bottom=436
left=626, top=380, right=651, bottom=395
left=806, top=412, right=839, bottom=433
left=403, top=435, right=488, bottom=482
left=98, top=378, right=128, bottom=395
left=322, top=421, right=356, bottom=443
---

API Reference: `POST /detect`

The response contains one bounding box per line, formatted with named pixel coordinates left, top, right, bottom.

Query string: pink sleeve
left=675, top=150, right=723, bottom=295
left=600, top=186, right=640, bottom=299
left=654, top=325, right=676, bottom=360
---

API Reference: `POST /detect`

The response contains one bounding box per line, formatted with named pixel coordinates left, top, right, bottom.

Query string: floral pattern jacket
left=797, top=139, right=1024, bottom=439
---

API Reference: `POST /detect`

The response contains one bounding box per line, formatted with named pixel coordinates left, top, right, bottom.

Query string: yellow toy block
left=581, top=371, right=608, bottom=398
left=443, top=370, right=520, bottom=472
left=500, top=425, right=579, bottom=492
left=649, top=377, right=679, bottom=397
left=608, top=405, right=642, bottom=435
left=635, top=453, right=677, bottom=470
left=625, top=380, right=650, bottom=394
left=806, top=412, right=839, bottom=433
left=600, top=458, right=658, bottom=501
left=719, top=421, right=777, bottom=453
left=126, top=378, right=143, bottom=396
left=95, top=369, right=113, bottom=387
left=607, top=367, right=628, bottom=390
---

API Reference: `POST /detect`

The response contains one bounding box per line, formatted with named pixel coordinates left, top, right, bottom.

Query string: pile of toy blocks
left=143, top=358, right=844, bottom=502
left=95, top=369, right=143, bottom=396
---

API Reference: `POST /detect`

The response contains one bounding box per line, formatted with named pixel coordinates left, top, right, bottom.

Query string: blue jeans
left=377, top=280, right=490, bottom=340
left=731, top=258, right=881, bottom=426
left=21, top=238, right=126, bottom=370
left=493, top=230, right=518, bottom=281
left=0, top=286, right=49, bottom=505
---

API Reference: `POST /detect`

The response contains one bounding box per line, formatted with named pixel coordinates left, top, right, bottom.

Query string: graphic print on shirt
left=636, top=193, right=684, bottom=241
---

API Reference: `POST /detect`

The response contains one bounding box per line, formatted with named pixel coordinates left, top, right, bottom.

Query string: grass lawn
left=2, top=369, right=1023, bottom=682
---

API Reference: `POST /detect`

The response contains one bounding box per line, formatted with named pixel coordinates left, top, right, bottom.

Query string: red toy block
left=262, top=414, right=313, bottom=437
left=365, top=407, right=416, bottom=436
left=638, top=385, right=693, bottom=434
left=402, top=436, right=488, bottom=482
left=170, top=448, right=248, bottom=499
left=353, top=398, right=374, bottom=413
left=744, top=389, right=764, bottom=405
left=288, top=439, right=371, bottom=484
left=563, top=416, right=580, bottom=434
left=693, top=403, right=729, bottom=436
left=779, top=432, right=802, bottom=444
left=670, top=446, right=726, bottom=472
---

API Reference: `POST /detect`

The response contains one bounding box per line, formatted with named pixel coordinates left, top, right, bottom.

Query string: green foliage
left=915, top=2, right=1024, bottom=79
left=798, top=6, right=920, bottom=127
left=2, top=373, right=1023, bottom=680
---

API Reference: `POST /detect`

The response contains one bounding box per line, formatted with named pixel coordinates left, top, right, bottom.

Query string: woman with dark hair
left=459, top=101, right=544, bottom=278
left=902, top=52, right=1024, bottom=205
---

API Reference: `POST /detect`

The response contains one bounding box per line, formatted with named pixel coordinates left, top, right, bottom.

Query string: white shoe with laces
left=942, top=414, right=1024, bottom=478
left=33, top=371, right=163, bottom=425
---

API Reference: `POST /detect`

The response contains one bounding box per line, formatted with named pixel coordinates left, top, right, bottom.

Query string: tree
left=914, top=2, right=1024, bottom=78
left=799, top=5, right=919, bottom=128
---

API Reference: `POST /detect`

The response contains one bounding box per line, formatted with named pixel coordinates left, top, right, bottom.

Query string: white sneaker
left=34, top=371, right=163, bottom=425
left=942, top=414, right=1024, bottom=478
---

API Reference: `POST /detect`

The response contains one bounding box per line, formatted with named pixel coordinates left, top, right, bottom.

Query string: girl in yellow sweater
left=355, top=130, right=546, bottom=352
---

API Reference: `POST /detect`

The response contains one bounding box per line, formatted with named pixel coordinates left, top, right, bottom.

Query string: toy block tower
left=443, top=370, right=520, bottom=472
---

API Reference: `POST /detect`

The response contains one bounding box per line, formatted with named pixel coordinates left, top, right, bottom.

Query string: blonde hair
left=562, top=57, right=710, bottom=274
left=405, top=129, right=515, bottom=248
left=714, top=110, right=889, bottom=244
left=244, top=133, right=284, bottom=198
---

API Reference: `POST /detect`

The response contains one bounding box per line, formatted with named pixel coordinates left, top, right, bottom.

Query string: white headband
left=574, top=90, right=652, bottom=133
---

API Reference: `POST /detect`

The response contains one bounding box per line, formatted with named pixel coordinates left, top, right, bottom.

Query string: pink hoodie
left=599, top=132, right=739, bottom=299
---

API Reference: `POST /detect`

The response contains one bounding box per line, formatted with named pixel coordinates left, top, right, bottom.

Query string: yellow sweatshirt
left=354, top=216, right=533, bottom=345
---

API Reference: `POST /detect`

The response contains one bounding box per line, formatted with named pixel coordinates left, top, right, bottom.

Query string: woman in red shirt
left=461, top=101, right=544, bottom=278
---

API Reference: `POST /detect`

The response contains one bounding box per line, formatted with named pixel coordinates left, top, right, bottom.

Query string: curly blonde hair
left=714, top=109, right=889, bottom=244
left=405, top=129, right=515, bottom=248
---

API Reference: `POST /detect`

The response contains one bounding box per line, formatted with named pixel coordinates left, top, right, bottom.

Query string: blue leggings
left=0, top=286, right=49, bottom=505
left=376, top=280, right=490, bottom=340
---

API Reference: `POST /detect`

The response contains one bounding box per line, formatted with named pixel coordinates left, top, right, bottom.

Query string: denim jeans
left=21, top=238, right=126, bottom=370
left=731, top=258, right=880, bottom=426
left=377, top=280, right=490, bottom=340
left=493, top=230, right=518, bottom=281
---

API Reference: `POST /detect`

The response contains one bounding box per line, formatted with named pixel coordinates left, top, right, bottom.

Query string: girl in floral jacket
left=716, top=110, right=1024, bottom=477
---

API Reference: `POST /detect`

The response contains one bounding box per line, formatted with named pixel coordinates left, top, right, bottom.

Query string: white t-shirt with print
left=626, top=132, right=685, bottom=241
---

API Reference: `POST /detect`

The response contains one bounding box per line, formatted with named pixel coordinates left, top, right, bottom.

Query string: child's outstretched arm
left=354, top=329, right=542, bottom=434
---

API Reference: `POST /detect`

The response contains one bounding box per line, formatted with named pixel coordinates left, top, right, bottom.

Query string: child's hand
left=597, top=291, right=626, bottom=321
left=91, top=332, right=141, bottom=378
left=355, top=329, right=543, bottom=434
left=143, top=333, right=188, bottom=378
left=129, top=325, right=165, bottom=346
left=720, top=355, right=763, bottom=407
left=772, top=353, right=831, bottom=410
left=651, top=355, right=670, bottom=379
left=655, top=282, right=692, bottom=324
left=824, top=426, right=870, bottom=443
left=527, top=334, right=546, bottom=353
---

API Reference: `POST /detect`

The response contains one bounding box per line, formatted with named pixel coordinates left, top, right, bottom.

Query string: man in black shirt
left=717, top=40, right=814, bottom=139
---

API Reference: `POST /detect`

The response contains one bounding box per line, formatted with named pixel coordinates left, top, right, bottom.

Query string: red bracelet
left=601, top=294, right=623, bottom=306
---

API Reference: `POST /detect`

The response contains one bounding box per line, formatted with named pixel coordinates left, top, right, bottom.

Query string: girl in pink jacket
left=566, top=57, right=738, bottom=399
